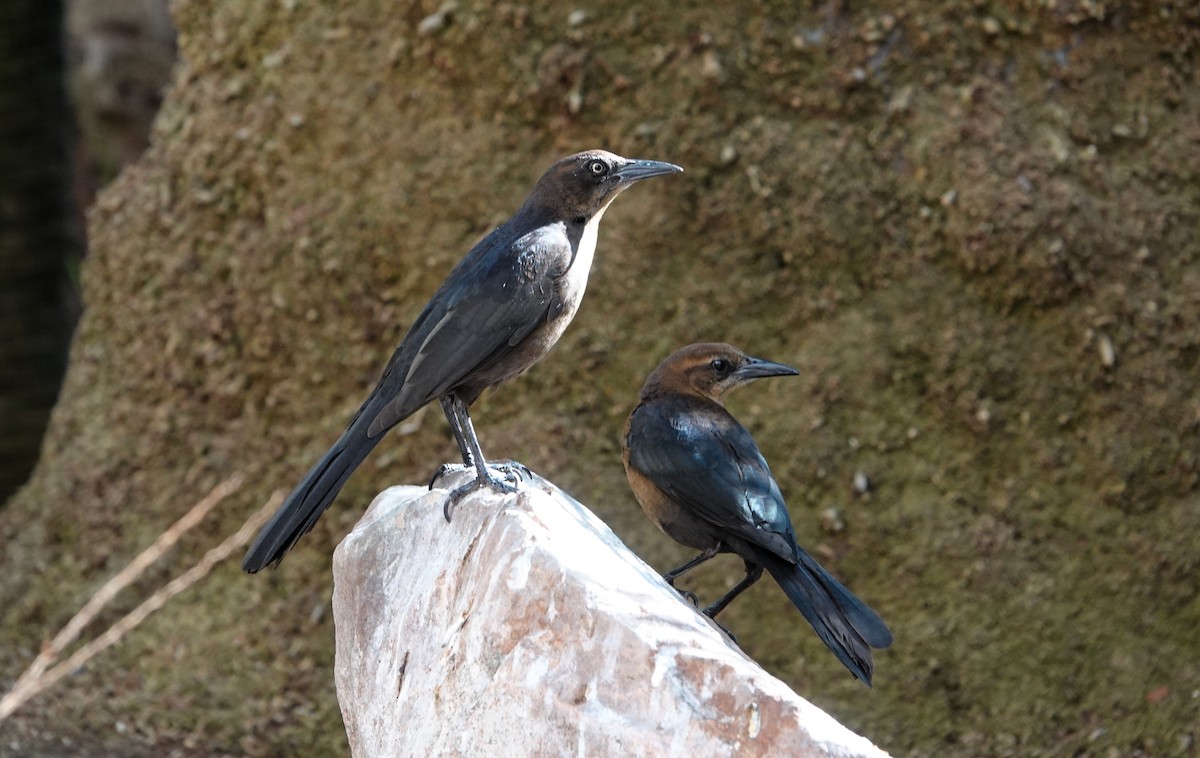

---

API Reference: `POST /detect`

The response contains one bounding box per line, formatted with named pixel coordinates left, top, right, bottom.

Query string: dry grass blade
left=0, top=479, right=282, bottom=723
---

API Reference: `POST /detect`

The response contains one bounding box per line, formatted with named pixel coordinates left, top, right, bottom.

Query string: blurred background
left=0, top=0, right=174, bottom=503
left=1, top=1, right=1197, bottom=756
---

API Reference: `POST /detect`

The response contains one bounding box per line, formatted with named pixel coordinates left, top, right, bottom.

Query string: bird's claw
left=442, top=463, right=528, bottom=522
left=493, top=459, right=533, bottom=486
left=701, top=606, right=739, bottom=644
left=664, top=577, right=699, bottom=606
left=428, top=463, right=455, bottom=490
left=719, top=624, right=739, bottom=645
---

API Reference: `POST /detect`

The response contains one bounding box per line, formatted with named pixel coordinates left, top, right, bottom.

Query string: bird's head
left=641, top=343, right=799, bottom=403
left=527, top=150, right=682, bottom=224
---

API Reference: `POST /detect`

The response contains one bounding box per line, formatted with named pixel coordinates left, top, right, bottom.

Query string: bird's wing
left=367, top=225, right=567, bottom=435
left=627, top=401, right=799, bottom=563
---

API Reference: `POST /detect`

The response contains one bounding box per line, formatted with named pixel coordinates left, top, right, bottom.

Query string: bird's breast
left=462, top=215, right=602, bottom=395
left=538, top=212, right=599, bottom=350
left=555, top=213, right=599, bottom=317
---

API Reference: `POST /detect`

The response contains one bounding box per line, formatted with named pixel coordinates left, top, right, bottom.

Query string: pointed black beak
left=734, top=356, right=800, bottom=381
left=614, top=159, right=684, bottom=183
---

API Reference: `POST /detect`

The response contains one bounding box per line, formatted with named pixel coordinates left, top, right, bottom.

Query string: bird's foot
left=492, top=459, right=533, bottom=487
left=442, top=462, right=530, bottom=521
left=701, top=607, right=739, bottom=644
left=664, top=578, right=699, bottom=606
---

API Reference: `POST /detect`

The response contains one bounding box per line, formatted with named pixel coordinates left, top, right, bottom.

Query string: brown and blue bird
left=622, top=343, right=892, bottom=684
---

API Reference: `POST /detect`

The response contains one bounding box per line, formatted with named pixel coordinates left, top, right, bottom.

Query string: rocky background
left=1, top=1, right=1197, bottom=755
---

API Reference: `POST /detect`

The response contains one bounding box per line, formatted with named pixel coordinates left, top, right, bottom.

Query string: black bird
left=244, top=150, right=682, bottom=572
left=622, top=343, right=892, bottom=684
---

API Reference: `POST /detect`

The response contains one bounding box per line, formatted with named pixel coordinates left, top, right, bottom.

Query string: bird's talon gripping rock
left=428, top=463, right=454, bottom=490
left=495, top=460, right=532, bottom=485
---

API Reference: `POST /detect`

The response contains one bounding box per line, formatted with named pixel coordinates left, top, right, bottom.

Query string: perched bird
left=622, top=343, right=892, bottom=684
left=244, top=150, right=682, bottom=572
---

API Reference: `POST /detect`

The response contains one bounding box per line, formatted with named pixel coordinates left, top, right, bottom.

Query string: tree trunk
left=0, top=0, right=80, bottom=503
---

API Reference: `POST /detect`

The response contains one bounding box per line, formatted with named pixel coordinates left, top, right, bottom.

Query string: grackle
left=622, top=343, right=892, bottom=684
left=244, top=150, right=681, bottom=572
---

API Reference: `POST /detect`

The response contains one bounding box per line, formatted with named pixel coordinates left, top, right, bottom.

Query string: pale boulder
left=332, top=468, right=889, bottom=757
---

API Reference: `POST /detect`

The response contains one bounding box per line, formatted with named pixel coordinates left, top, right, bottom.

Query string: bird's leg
left=439, top=396, right=476, bottom=466
left=442, top=395, right=520, bottom=521
left=450, top=397, right=527, bottom=489
left=448, top=397, right=517, bottom=491
left=430, top=396, right=476, bottom=490
left=664, top=546, right=720, bottom=584
left=702, top=560, right=764, bottom=619
left=662, top=546, right=721, bottom=605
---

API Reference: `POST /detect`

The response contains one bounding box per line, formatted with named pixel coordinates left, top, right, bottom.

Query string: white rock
left=333, top=468, right=890, bottom=758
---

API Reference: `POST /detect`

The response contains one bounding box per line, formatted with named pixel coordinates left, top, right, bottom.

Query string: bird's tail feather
left=762, top=551, right=892, bottom=685
left=794, top=550, right=894, bottom=649
left=242, top=427, right=381, bottom=573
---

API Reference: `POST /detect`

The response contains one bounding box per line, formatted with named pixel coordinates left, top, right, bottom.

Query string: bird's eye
left=588, top=159, right=607, bottom=176
left=710, top=358, right=732, bottom=375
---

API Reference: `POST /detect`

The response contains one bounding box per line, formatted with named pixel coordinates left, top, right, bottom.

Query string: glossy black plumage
left=622, top=343, right=892, bottom=684
left=243, top=150, right=681, bottom=572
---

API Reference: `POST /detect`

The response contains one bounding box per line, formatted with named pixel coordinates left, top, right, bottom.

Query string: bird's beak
left=734, top=357, right=800, bottom=381
left=614, top=159, right=684, bottom=183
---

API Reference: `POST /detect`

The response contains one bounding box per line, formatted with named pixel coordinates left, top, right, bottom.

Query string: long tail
left=242, top=421, right=381, bottom=573
left=762, top=550, right=893, bottom=685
